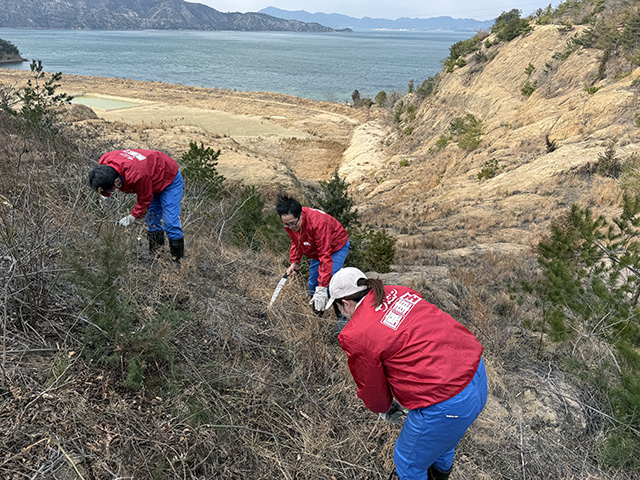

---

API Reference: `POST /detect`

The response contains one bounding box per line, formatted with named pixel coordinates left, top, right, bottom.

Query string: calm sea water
left=0, top=28, right=469, bottom=101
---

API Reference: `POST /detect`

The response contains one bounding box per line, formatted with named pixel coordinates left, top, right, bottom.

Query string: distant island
left=260, top=7, right=494, bottom=32
left=0, top=0, right=344, bottom=32
left=0, top=38, right=26, bottom=64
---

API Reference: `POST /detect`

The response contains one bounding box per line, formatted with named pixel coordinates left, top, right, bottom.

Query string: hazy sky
left=194, top=1, right=558, bottom=21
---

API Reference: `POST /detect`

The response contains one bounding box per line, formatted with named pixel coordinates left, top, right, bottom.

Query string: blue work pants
left=145, top=171, right=184, bottom=240
left=308, top=240, right=350, bottom=294
left=394, top=358, right=488, bottom=479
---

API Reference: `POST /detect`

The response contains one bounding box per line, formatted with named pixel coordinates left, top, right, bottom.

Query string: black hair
left=88, top=165, right=119, bottom=193
left=276, top=194, right=302, bottom=218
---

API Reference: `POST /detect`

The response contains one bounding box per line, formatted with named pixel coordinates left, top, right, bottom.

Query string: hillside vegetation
left=0, top=0, right=639, bottom=478
left=0, top=0, right=338, bottom=31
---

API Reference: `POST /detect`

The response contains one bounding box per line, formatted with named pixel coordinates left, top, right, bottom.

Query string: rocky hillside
left=0, top=0, right=339, bottom=31
left=341, top=9, right=640, bottom=257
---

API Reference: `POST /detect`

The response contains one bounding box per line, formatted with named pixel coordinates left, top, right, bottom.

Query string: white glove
left=99, top=195, right=111, bottom=203
left=310, top=286, right=329, bottom=312
left=119, top=214, right=137, bottom=227
left=379, top=398, right=406, bottom=424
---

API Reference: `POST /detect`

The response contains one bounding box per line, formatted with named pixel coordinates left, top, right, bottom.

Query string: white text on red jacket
left=378, top=291, right=422, bottom=330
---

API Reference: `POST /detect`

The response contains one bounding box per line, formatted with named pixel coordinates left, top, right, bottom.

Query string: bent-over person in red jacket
left=88, top=149, right=185, bottom=260
left=325, top=267, right=487, bottom=480
left=276, top=195, right=350, bottom=330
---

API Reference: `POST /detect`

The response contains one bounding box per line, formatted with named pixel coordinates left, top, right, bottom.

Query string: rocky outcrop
left=0, top=0, right=337, bottom=32
left=0, top=53, right=26, bottom=64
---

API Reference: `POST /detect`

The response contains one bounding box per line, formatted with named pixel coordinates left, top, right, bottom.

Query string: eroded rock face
left=0, top=53, right=26, bottom=64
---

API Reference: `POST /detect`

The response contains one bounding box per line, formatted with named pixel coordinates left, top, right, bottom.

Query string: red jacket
left=338, top=285, right=483, bottom=413
left=284, top=207, right=349, bottom=287
left=99, top=149, right=179, bottom=218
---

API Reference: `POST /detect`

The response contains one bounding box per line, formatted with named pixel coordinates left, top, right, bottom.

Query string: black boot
left=427, top=465, right=452, bottom=480
left=169, top=237, right=185, bottom=262
left=148, top=230, right=165, bottom=254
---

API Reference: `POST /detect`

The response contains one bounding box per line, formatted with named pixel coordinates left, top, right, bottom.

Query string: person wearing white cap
left=326, top=267, right=487, bottom=480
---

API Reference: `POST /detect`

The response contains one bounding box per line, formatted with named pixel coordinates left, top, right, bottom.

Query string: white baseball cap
left=325, top=267, right=369, bottom=310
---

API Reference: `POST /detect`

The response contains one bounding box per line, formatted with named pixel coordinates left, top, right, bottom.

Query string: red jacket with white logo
left=99, top=149, right=179, bottom=219
left=284, top=207, right=349, bottom=287
left=338, top=285, right=483, bottom=413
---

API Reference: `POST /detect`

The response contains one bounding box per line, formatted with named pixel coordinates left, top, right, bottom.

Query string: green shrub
left=491, top=9, right=532, bottom=42
left=585, top=86, right=601, bottom=94
left=434, top=134, right=451, bottom=152
left=399, top=159, right=410, bottom=167
left=374, top=90, right=387, bottom=105
left=532, top=196, right=640, bottom=466
left=408, top=79, right=414, bottom=93
left=406, top=104, right=416, bottom=121
left=316, top=170, right=359, bottom=230
left=525, top=63, right=536, bottom=76
left=635, top=113, right=640, bottom=128
left=1, top=60, right=72, bottom=135
left=521, top=80, right=538, bottom=97
left=230, top=186, right=288, bottom=253
left=417, top=76, right=437, bottom=97
left=0, top=38, right=20, bottom=56
left=594, top=140, right=622, bottom=178
left=352, top=89, right=373, bottom=108
left=477, top=158, right=500, bottom=180
left=546, top=135, right=559, bottom=153
left=473, top=51, right=488, bottom=63
left=449, top=114, right=483, bottom=150
left=348, top=228, right=397, bottom=274
left=180, top=141, right=225, bottom=199
left=66, top=230, right=178, bottom=391
left=445, top=36, right=480, bottom=72
left=394, top=101, right=405, bottom=123
left=404, top=126, right=414, bottom=136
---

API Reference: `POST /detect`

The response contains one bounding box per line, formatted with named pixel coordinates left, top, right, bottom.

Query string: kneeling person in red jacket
left=89, top=149, right=185, bottom=260
left=326, top=267, right=488, bottom=480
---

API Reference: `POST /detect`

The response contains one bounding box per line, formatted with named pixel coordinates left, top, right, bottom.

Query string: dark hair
left=88, top=165, right=119, bottom=193
left=340, top=277, right=386, bottom=308
left=276, top=194, right=302, bottom=218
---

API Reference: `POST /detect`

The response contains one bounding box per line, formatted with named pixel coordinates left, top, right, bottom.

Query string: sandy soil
left=0, top=69, right=371, bottom=192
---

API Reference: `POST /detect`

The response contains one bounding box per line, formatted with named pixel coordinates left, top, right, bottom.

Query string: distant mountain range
left=260, top=7, right=494, bottom=32
left=0, top=0, right=340, bottom=32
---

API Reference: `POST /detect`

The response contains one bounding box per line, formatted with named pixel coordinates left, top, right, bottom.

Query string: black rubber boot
left=169, top=237, right=185, bottom=262
left=148, top=230, right=165, bottom=254
left=427, top=465, right=452, bottom=480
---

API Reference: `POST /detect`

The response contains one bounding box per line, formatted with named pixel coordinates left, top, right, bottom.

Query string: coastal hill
left=0, top=0, right=340, bottom=32
left=0, top=38, right=26, bottom=63
left=1, top=0, right=639, bottom=478
left=260, top=6, right=494, bottom=32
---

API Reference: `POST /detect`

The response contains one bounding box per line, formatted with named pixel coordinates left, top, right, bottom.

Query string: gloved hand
left=379, top=398, right=406, bottom=424
left=119, top=214, right=137, bottom=227
left=310, top=286, right=329, bottom=312
left=99, top=195, right=111, bottom=203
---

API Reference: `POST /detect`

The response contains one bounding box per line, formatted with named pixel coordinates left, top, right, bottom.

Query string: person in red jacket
left=276, top=195, right=350, bottom=320
left=88, top=149, right=185, bottom=260
left=325, top=267, right=487, bottom=480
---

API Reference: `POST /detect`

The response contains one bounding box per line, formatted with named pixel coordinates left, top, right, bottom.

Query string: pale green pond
left=71, top=96, right=140, bottom=110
